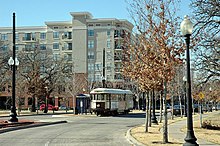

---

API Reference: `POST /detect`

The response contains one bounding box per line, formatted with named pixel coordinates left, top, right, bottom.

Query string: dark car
left=40, top=104, right=58, bottom=111
left=173, top=105, right=184, bottom=116
left=193, top=104, right=199, bottom=112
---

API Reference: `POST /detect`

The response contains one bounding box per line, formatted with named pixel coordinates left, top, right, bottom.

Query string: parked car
left=193, top=104, right=199, bottom=112
left=173, top=105, right=184, bottom=116
left=59, top=105, right=69, bottom=110
left=40, top=104, right=58, bottom=111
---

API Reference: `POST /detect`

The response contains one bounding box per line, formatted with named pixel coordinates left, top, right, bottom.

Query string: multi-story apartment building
left=0, top=12, right=133, bottom=109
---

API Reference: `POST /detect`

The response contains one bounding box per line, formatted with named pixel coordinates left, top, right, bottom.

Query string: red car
left=40, top=104, right=58, bottom=111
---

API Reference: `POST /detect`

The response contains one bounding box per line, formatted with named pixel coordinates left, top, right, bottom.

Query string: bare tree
left=124, top=0, right=184, bottom=143
left=191, top=0, right=220, bottom=84
left=18, top=43, right=72, bottom=113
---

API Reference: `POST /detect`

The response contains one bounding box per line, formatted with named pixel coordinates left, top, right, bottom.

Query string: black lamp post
left=8, top=13, right=18, bottom=122
left=180, top=15, right=198, bottom=146
left=183, top=76, right=187, bottom=117
left=102, top=48, right=106, bottom=88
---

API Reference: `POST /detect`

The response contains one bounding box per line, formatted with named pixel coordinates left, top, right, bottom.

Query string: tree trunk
left=159, top=91, right=163, bottom=123
left=149, top=91, right=152, bottom=127
left=31, top=95, right=36, bottom=112
left=151, top=89, right=158, bottom=124
left=163, top=81, right=168, bottom=143
left=179, top=94, right=183, bottom=118
left=171, top=95, right=174, bottom=120
left=145, top=92, right=149, bottom=133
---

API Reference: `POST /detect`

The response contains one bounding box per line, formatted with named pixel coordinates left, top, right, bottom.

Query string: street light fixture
left=180, top=15, right=198, bottom=146
left=8, top=13, right=19, bottom=122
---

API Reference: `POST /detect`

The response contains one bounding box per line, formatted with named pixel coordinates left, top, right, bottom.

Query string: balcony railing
left=22, top=37, right=36, bottom=42
left=114, top=68, right=121, bottom=72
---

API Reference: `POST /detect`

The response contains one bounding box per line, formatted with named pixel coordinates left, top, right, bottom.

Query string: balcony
left=62, top=32, right=72, bottom=42
left=62, top=43, right=72, bottom=51
left=22, top=37, right=36, bottom=42
left=114, top=45, right=122, bottom=50
left=114, top=55, right=122, bottom=62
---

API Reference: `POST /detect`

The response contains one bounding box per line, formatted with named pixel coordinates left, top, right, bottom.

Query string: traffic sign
left=198, top=92, right=204, bottom=99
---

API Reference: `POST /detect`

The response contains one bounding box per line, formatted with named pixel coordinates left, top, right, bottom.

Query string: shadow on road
left=114, top=112, right=146, bottom=119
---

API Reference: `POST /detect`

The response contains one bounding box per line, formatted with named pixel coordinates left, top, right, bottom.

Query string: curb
left=0, top=120, right=67, bottom=134
left=126, top=127, right=146, bottom=146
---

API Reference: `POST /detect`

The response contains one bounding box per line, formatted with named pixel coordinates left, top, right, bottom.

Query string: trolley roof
left=90, top=88, right=133, bottom=95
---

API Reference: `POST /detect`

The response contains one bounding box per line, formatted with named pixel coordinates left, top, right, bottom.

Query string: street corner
left=126, top=126, right=146, bottom=146
left=0, top=120, right=67, bottom=134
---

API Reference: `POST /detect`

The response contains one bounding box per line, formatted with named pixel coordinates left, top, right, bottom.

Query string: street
left=0, top=112, right=145, bottom=146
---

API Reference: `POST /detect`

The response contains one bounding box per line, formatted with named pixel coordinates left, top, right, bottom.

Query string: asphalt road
left=0, top=113, right=146, bottom=146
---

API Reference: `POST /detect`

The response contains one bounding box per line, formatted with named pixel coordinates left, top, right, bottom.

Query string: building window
left=107, top=30, right=111, bottom=36
left=1, top=34, right=8, bottom=40
left=40, top=44, right=46, bottom=50
left=62, top=32, right=72, bottom=39
left=88, top=74, right=94, bottom=82
left=1, top=45, right=8, bottom=51
left=88, top=30, right=94, bottom=36
left=88, top=52, right=95, bottom=60
left=53, top=54, right=60, bottom=61
left=107, top=40, right=111, bottom=48
left=64, top=54, right=72, bottom=61
left=63, top=43, right=72, bottom=50
left=114, top=51, right=122, bottom=60
left=23, top=33, right=35, bottom=41
left=53, top=32, right=59, bottom=39
left=24, top=44, right=32, bottom=51
left=95, top=63, right=101, bottom=71
left=107, top=52, right=112, bottom=60
left=106, top=63, right=112, bottom=70
left=114, top=73, right=122, bottom=80
left=95, top=74, right=101, bottom=81
left=40, top=33, right=46, bottom=40
left=15, top=33, right=19, bottom=40
left=88, top=40, right=94, bottom=49
left=88, top=63, right=94, bottom=71
left=107, top=74, right=111, bottom=80
left=53, top=43, right=59, bottom=49
left=68, top=43, right=72, bottom=50
left=67, top=54, right=72, bottom=61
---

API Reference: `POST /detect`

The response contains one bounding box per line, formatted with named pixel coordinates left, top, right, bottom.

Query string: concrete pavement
left=126, top=112, right=220, bottom=146
left=169, top=118, right=219, bottom=146
left=0, top=110, right=70, bottom=134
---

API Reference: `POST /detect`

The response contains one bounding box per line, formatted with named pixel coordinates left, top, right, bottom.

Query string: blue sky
left=0, top=0, right=192, bottom=27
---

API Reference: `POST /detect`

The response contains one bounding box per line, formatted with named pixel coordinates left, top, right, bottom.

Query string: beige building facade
left=0, top=12, right=134, bottom=109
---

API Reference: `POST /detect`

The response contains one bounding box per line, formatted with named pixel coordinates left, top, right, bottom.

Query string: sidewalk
left=127, top=111, right=220, bottom=146
left=0, top=110, right=79, bottom=117
left=169, top=116, right=219, bottom=146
